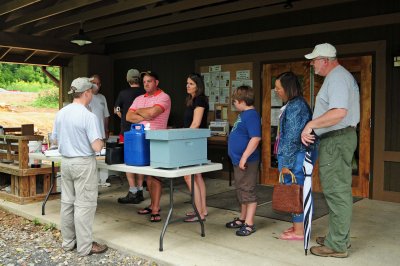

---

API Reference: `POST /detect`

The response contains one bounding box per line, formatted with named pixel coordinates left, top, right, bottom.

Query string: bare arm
left=91, top=139, right=104, bottom=152
left=104, top=117, right=109, bottom=138
left=190, top=107, right=205, bottom=128
left=239, top=137, right=261, bottom=170
left=301, top=108, right=347, bottom=145
left=126, top=109, right=145, bottom=123
left=135, top=105, right=164, bottom=120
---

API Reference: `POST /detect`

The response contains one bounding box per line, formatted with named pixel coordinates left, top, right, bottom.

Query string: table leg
left=159, top=179, right=174, bottom=251
left=42, top=161, right=56, bottom=215
left=190, top=174, right=205, bottom=237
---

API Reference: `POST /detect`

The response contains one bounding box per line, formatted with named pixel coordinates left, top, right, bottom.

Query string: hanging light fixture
left=71, top=22, right=92, bottom=46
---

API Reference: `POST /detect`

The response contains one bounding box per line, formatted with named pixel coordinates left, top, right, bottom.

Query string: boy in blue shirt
left=227, top=86, right=261, bottom=236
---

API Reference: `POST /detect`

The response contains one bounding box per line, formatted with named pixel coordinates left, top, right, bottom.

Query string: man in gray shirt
left=52, top=77, right=108, bottom=256
left=301, top=43, right=360, bottom=258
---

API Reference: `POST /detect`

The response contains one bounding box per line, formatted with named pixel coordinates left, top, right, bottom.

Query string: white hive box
left=145, top=128, right=210, bottom=168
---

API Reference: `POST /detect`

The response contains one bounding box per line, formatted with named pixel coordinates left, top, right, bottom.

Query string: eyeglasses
left=311, top=57, right=327, bottom=63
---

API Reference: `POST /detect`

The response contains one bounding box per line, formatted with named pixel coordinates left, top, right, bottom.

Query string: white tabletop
left=29, top=153, right=222, bottom=178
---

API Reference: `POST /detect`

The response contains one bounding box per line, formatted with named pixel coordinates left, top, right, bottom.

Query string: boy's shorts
left=233, top=160, right=259, bottom=204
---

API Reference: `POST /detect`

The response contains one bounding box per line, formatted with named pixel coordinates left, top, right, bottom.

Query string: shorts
left=233, top=160, right=259, bottom=204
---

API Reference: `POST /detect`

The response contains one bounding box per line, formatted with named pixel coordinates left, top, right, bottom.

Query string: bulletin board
left=199, top=62, right=253, bottom=126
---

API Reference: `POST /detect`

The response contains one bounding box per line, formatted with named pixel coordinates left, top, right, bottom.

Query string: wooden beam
left=0, top=48, right=12, bottom=60
left=100, top=0, right=355, bottom=43
left=31, top=0, right=162, bottom=34
left=85, top=0, right=227, bottom=32
left=90, top=0, right=278, bottom=39
left=0, top=54, right=70, bottom=67
left=0, top=0, right=40, bottom=16
left=41, top=66, right=60, bottom=86
left=110, top=12, right=400, bottom=59
left=24, top=50, right=37, bottom=62
left=0, top=31, right=104, bottom=55
left=47, top=53, right=59, bottom=64
left=1, top=0, right=102, bottom=30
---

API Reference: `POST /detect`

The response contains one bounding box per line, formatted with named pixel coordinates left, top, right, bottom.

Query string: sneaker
left=135, top=190, right=144, bottom=202
left=316, top=236, right=351, bottom=249
left=310, top=245, right=348, bottom=258
left=88, top=242, right=108, bottom=255
left=117, top=191, right=137, bottom=204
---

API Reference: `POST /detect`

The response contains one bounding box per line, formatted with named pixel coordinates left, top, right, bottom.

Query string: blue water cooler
left=124, top=124, right=150, bottom=166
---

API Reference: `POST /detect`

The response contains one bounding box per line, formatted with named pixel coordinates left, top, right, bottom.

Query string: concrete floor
left=1, top=176, right=400, bottom=266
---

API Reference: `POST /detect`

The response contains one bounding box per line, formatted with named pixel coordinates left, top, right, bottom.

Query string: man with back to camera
left=301, top=43, right=360, bottom=258
left=125, top=71, right=171, bottom=222
left=89, top=74, right=110, bottom=139
left=115, top=69, right=146, bottom=204
left=52, top=77, right=108, bottom=256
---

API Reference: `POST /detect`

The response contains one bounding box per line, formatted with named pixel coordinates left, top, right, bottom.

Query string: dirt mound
left=0, top=91, right=57, bottom=135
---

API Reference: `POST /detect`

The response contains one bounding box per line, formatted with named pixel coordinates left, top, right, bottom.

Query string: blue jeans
left=278, top=150, right=317, bottom=223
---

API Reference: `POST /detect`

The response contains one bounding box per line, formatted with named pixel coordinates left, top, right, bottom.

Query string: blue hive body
left=145, top=128, right=210, bottom=168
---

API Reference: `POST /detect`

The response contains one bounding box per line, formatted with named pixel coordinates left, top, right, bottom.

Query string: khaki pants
left=60, top=156, right=98, bottom=256
left=319, top=129, right=357, bottom=252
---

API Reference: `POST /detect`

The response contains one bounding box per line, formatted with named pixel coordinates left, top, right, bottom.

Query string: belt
left=318, top=126, right=356, bottom=140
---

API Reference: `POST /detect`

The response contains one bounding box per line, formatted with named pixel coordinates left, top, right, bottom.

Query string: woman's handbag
left=272, top=170, right=303, bottom=214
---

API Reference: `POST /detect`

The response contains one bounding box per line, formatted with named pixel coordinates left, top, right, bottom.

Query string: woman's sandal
left=138, top=207, right=161, bottom=215
left=283, top=226, right=294, bottom=233
left=138, top=207, right=152, bottom=215
left=236, top=224, right=256, bottom=236
left=279, top=231, right=304, bottom=240
left=184, top=216, right=206, bottom=223
left=150, top=213, right=161, bottom=222
left=225, top=217, right=245, bottom=228
left=185, top=211, right=208, bottom=217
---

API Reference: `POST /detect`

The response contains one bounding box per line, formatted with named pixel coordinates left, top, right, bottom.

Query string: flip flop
left=150, top=213, right=161, bottom=222
left=138, top=207, right=161, bottom=215
left=185, top=211, right=208, bottom=217
left=283, top=226, right=294, bottom=234
left=138, top=207, right=152, bottom=215
left=279, top=231, right=304, bottom=240
left=184, top=216, right=206, bottom=223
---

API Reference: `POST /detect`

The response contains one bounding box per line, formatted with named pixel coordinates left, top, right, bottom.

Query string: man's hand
left=301, top=123, right=315, bottom=146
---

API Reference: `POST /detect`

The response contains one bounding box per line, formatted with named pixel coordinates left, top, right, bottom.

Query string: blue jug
left=124, top=124, right=150, bottom=166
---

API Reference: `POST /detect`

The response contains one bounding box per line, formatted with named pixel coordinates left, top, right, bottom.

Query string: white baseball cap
left=305, top=43, right=337, bottom=59
left=68, top=77, right=98, bottom=94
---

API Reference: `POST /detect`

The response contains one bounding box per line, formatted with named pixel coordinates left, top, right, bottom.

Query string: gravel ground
left=0, top=208, right=158, bottom=266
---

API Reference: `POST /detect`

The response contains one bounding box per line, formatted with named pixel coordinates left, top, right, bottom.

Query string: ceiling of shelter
left=0, top=0, right=356, bottom=66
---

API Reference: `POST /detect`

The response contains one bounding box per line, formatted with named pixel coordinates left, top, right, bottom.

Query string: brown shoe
left=310, top=245, right=348, bottom=258
left=89, top=242, right=108, bottom=255
left=316, top=236, right=351, bottom=248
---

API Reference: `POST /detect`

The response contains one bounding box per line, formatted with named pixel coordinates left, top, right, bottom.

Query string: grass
left=44, top=222, right=57, bottom=231
left=32, top=218, right=41, bottom=226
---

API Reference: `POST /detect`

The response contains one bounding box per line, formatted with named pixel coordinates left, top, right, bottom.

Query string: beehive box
left=145, top=128, right=210, bottom=168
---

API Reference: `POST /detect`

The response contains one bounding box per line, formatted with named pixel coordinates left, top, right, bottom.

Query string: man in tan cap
left=301, top=43, right=360, bottom=258
left=115, top=69, right=146, bottom=204
left=52, top=77, right=108, bottom=256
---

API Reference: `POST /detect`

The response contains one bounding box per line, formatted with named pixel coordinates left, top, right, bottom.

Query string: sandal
left=138, top=207, right=152, bottom=215
left=184, top=216, right=206, bottom=223
left=150, top=213, right=161, bottom=222
left=279, top=231, right=304, bottom=240
left=225, top=217, right=245, bottom=228
left=236, top=224, right=256, bottom=236
left=283, top=226, right=294, bottom=233
left=186, top=211, right=208, bottom=217
left=138, top=207, right=161, bottom=215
